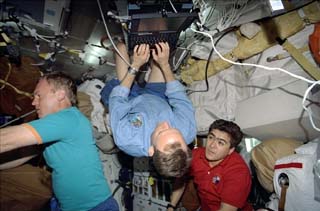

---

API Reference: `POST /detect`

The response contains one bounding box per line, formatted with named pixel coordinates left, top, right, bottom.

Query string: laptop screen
left=129, top=12, right=197, bottom=32
left=127, top=12, right=198, bottom=50
left=136, top=17, right=186, bottom=32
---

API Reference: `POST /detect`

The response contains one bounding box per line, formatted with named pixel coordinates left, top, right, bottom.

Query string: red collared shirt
left=190, top=147, right=251, bottom=211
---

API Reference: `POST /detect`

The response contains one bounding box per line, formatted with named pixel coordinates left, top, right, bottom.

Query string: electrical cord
left=0, top=110, right=36, bottom=128
left=0, top=79, right=33, bottom=98
left=173, top=38, right=201, bottom=71
left=8, top=18, right=105, bottom=65
left=112, top=180, right=132, bottom=197
left=97, top=0, right=132, bottom=68
left=186, top=48, right=212, bottom=95
left=106, top=11, right=130, bottom=22
left=0, top=62, right=11, bottom=90
left=187, top=28, right=234, bottom=94
left=168, top=0, right=178, bottom=13
left=191, top=28, right=320, bottom=132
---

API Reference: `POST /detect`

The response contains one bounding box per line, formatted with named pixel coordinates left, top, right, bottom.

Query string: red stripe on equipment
left=274, top=162, right=303, bottom=170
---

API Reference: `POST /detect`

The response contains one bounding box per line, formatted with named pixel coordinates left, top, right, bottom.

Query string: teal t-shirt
left=28, top=107, right=111, bottom=211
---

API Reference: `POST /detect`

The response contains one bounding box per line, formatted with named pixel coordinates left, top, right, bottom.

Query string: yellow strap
left=0, top=62, right=12, bottom=90
left=0, top=79, right=33, bottom=98
left=299, top=45, right=310, bottom=53
left=1, top=32, right=11, bottom=43
left=282, top=40, right=320, bottom=80
left=67, top=49, right=81, bottom=55
left=267, top=44, right=310, bottom=62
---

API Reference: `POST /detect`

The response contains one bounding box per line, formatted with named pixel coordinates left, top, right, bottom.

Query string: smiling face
left=205, top=129, right=235, bottom=167
left=32, top=79, right=60, bottom=118
left=149, top=122, right=187, bottom=156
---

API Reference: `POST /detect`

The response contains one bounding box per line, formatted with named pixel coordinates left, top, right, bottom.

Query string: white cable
left=191, top=29, right=316, bottom=84
left=191, top=28, right=320, bottom=131
left=203, top=5, right=215, bottom=27
left=216, top=0, right=248, bottom=32
left=168, top=0, right=178, bottom=13
left=197, top=0, right=213, bottom=29
left=199, top=0, right=207, bottom=8
left=302, top=81, right=320, bottom=132
left=23, top=25, right=52, bottom=43
left=173, top=49, right=187, bottom=71
left=0, top=110, right=36, bottom=128
left=106, top=62, right=116, bottom=67
left=106, top=11, right=130, bottom=21
left=39, top=34, right=56, bottom=39
left=36, top=34, right=52, bottom=43
left=173, top=39, right=199, bottom=71
left=20, top=23, right=101, bottom=64
left=97, top=0, right=131, bottom=67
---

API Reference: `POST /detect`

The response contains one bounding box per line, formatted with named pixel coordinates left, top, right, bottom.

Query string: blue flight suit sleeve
left=108, top=85, right=147, bottom=156
left=166, top=80, right=197, bottom=144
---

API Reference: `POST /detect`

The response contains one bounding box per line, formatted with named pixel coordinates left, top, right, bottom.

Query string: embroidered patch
left=130, top=114, right=143, bottom=128
left=212, top=175, right=221, bottom=184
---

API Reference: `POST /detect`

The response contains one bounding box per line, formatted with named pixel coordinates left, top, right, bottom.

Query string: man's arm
left=165, top=81, right=196, bottom=144
left=109, top=43, right=151, bottom=129
left=0, top=125, right=38, bottom=153
left=0, top=145, right=41, bottom=170
left=120, top=44, right=150, bottom=89
left=0, top=155, right=37, bottom=170
left=167, top=178, right=186, bottom=211
left=152, top=42, right=196, bottom=144
left=152, top=42, right=174, bottom=82
left=217, top=203, right=238, bottom=211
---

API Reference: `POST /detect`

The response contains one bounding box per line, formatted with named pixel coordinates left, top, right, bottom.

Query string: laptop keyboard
left=128, top=32, right=178, bottom=51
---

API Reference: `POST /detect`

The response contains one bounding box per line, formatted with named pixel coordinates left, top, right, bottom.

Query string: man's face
left=151, top=122, right=187, bottom=153
left=32, top=79, right=59, bottom=118
left=205, top=129, right=234, bottom=167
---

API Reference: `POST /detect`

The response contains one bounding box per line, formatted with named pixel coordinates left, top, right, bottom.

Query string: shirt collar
left=199, top=149, right=234, bottom=168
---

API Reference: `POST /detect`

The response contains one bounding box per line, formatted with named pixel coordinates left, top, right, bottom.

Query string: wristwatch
left=166, top=203, right=177, bottom=209
left=128, top=66, right=139, bottom=76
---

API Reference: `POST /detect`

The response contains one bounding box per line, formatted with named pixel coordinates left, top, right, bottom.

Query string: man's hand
left=132, top=44, right=150, bottom=70
left=166, top=207, right=174, bottom=211
left=152, top=42, right=174, bottom=82
left=119, top=44, right=150, bottom=88
left=152, top=42, right=170, bottom=69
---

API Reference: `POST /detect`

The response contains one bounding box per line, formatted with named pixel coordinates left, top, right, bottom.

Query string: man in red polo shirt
left=167, top=119, right=252, bottom=211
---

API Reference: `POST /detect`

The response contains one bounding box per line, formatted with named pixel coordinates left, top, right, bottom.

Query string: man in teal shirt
left=0, top=72, right=118, bottom=211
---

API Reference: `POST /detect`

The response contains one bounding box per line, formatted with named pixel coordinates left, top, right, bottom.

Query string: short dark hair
left=152, top=142, right=192, bottom=178
left=209, top=119, right=243, bottom=148
left=42, top=71, right=77, bottom=106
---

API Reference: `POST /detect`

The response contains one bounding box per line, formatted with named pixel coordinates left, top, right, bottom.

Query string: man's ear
left=228, top=147, right=235, bottom=155
left=148, top=146, right=155, bottom=157
left=56, top=89, right=66, bottom=102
